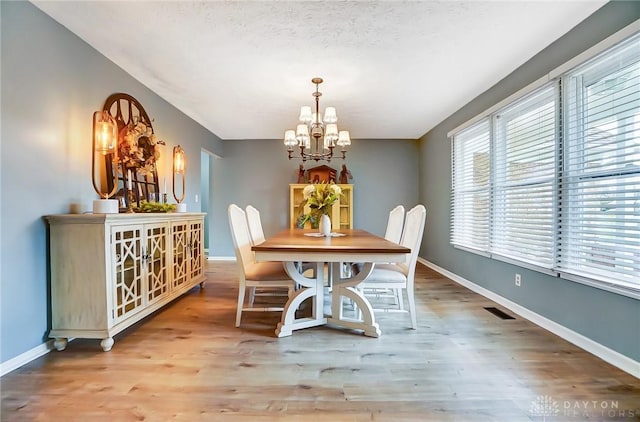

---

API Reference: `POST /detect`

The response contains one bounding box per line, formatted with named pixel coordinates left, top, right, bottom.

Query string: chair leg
left=249, top=287, right=256, bottom=306
left=396, top=288, right=405, bottom=311
left=406, top=285, right=417, bottom=330
left=236, top=280, right=246, bottom=327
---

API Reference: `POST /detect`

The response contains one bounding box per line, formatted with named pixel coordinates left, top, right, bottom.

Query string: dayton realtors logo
left=529, top=395, right=637, bottom=420
left=529, top=395, right=560, bottom=420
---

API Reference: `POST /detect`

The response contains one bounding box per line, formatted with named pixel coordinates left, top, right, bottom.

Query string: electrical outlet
left=195, top=194, right=199, bottom=203
left=515, top=273, right=522, bottom=287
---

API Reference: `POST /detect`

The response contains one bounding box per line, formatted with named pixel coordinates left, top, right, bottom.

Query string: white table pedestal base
left=276, top=261, right=380, bottom=338
left=328, top=262, right=380, bottom=338
left=276, top=262, right=327, bottom=337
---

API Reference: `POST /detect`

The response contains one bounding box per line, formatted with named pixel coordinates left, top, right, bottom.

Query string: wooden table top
left=252, top=229, right=410, bottom=255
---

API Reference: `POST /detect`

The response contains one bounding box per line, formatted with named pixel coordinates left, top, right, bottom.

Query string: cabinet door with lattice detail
left=145, top=223, right=169, bottom=305
left=171, top=221, right=189, bottom=290
left=188, top=219, right=203, bottom=280
left=111, top=225, right=145, bottom=323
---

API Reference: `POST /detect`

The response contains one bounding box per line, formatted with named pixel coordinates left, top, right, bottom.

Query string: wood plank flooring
left=2, top=262, right=639, bottom=421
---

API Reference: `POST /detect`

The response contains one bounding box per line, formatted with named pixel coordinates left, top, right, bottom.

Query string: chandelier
left=284, top=77, right=351, bottom=162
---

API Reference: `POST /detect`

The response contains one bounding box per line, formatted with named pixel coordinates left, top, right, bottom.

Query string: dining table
left=251, top=228, right=411, bottom=338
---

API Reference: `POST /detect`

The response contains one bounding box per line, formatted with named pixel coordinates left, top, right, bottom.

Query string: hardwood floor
left=2, top=262, right=639, bottom=421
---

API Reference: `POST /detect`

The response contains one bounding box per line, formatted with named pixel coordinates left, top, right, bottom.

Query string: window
left=450, top=29, right=640, bottom=296
left=561, top=34, right=640, bottom=289
left=493, top=85, right=557, bottom=268
left=451, top=119, right=490, bottom=253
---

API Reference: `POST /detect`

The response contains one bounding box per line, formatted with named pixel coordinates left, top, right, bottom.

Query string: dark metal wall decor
left=102, top=93, right=163, bottom=208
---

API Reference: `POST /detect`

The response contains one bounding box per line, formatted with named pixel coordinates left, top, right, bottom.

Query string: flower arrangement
left=116, top=120, right=165, bottom=175
left=297, top=182, right=342, bottom=228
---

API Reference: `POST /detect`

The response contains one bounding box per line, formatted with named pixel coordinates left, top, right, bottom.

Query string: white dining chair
left=360, top=204, right=427, bottom=329
left=245, top=205, right=266, bottom=245
left=245, top=204, right=291, bottom=305
left=352, top=205, right=405, bottom=276
left=245, top=204, right=269, bottom=304
left=364, top=204, right=406, bottom=309
left=384, top=205, right=405, bottom=244
left=228, top=204, right=295, bottom=327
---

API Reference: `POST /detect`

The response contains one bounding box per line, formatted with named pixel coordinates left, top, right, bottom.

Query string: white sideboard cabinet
left=46, top=213, right=206, bottom=352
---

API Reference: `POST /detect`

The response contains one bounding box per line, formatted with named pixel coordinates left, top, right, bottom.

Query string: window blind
left=451, top=119, right=491, bottom=252
left=561, top=33, right=640, bottom=288
left=492, top=85, right=558, bottom=268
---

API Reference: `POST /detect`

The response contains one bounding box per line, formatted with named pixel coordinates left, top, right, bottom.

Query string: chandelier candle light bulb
left=299, top=106, right=312, bottom=123
left=337, top=130, right=351, bottom=147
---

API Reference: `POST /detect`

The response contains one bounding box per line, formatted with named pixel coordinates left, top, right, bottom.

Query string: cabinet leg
left=100, top=337, right=114, bottom=352
left=53, top=338, right=67, bottom=351
left=199, top=281, right=206, bottom=289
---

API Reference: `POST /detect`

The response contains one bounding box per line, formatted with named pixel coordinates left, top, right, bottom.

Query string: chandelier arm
left=287, top=149, right=346, bottom=163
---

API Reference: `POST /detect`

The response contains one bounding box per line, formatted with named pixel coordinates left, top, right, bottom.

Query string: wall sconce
left=173, top=145, right=187, bottom=212
left=91, top=110, right=119, bottom=213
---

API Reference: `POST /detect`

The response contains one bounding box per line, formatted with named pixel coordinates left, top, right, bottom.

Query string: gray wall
left=419, top=1, right=640, bottom=362
left=0, top=1, right=223, bottom=363
left=209, top=138, right=419, bottom=258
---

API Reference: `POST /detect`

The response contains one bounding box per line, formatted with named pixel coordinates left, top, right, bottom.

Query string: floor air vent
left=484, top=307, right=515, bottom=320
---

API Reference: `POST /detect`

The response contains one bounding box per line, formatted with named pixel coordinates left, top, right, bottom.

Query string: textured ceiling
left=32, top=0, right=606, bottom=140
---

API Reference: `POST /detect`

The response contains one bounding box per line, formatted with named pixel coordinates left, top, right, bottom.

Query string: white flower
left=300, top=182, right=341, bottom=215
left=303, top=184, right=316, bottom=199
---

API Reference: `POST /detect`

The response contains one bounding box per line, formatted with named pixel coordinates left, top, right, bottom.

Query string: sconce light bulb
left=172, top=145, right=187, bottom=203
left=175, top=155, right=184, bottom=173
left=96, top=122, right=115, bottom=155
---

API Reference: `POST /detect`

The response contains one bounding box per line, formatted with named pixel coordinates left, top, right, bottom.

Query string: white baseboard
left=418, top=257, right=640, bottom=379
left=1, top=340, right=56, bottom=377
left=207, top=256, right=235, bottom=261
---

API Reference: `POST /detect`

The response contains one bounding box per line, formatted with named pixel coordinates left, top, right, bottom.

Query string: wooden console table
left=46, top=213, right=206, bottom=351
